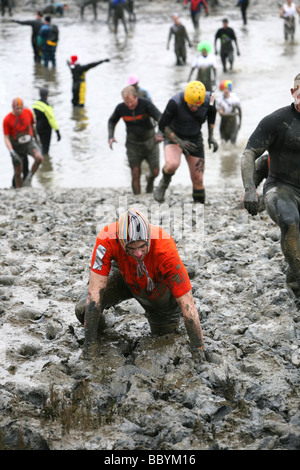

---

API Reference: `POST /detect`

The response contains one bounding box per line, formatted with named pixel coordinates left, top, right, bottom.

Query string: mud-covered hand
left=191, top=346, right=205, bottom=363
left=10, top=149, right=21, bottom=165
left=83, top=340, right=100, bottom=361
left=244, top=188, right=259, bottom=216
left=180, top=139, right=198, bottom=156
left=164, top=127, right=197, bottom=155
left=208, top=136, right=218, bottom=152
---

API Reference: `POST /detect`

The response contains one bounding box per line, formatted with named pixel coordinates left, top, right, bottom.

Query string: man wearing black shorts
left=108, top=86, right=162, bottom=194
left=241, top=73, right=300, bottom=298
left=154, top=80, right=218, bottom=204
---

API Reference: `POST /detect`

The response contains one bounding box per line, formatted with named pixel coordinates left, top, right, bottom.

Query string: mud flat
left=0, top=185, right=300, bottom=450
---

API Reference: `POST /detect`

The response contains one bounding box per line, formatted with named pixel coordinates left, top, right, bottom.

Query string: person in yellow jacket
left=32, top=87, right=61, bottom=155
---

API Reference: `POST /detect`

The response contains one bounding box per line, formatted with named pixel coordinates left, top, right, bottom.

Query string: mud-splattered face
left=126, top=241, right=149, bottom=261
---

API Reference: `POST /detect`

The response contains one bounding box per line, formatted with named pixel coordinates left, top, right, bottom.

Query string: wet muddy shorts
left=12, top=138, right=41, bottom=158
left=163, top=134, right=204, bottom=159
left=126, top=136, right=159, bottom=171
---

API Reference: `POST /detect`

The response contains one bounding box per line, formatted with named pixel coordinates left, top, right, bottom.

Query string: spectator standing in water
left=67, top=55, right=110, bottom=107
left=12, top=11, right=43, bottom=63
left=38, top=15, right=59, bottom=68
left=32, top=87, right=61, bottom=155
left=167, top=13, right=192, bottom=66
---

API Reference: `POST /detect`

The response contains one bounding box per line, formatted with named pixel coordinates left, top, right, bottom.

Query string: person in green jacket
left=32, top=87, right=61, bottom=155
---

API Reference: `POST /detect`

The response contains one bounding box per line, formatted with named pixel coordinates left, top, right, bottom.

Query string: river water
left=0, top=0, right=299, bottom=191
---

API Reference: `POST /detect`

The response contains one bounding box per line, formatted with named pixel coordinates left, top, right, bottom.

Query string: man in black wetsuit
left=241, top=73, right=300, bottom=299
left=67, top=55, right=110, bottom=107
left=108, top=85, right=162, bottom=195
left=154, top=80, right=218, bottom=204
left=167, top=13, right=192, bottom=66
left=214, top=18, right=240, bottom=72
left=12, top=11, right=43, bottom=63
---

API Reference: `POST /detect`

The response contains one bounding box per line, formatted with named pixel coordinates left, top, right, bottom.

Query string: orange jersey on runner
left=3, top=108, right=35, bottom=141
left=91, top=222, right=191, bottom=299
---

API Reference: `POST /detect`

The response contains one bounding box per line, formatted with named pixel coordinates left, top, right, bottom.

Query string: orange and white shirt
left=91, top=222, right=191, bottom=300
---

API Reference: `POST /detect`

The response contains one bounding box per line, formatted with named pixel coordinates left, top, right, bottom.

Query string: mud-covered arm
left=158, top=100, right=198, bottom=155
left=147, top=100, right=162, bottom=122
left=84, top=271, right=108, bottom=356
left=176, top=291, right=204, bottom=353
left=241, top=147, right=260, bottom=215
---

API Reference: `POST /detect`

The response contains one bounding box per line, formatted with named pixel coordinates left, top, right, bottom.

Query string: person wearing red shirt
left=184, top=0, right=209, bottom=30
left=3, top=97, right=43, bottom=188
left=75, top=208, right=204, bottom=361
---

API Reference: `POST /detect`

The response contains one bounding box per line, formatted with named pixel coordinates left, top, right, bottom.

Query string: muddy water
left=0, top=1, right=299, bottom=190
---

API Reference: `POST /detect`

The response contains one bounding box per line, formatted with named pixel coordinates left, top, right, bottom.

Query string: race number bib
left=18, top=135, right=31, bottom=144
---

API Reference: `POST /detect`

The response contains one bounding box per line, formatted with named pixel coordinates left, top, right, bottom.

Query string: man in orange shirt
left=3, top=97, right=43, bottom=188
left=75, top=208, right=204, bottom=360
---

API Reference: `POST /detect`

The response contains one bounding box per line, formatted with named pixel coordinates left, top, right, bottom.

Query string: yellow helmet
left=184, top=81, right=206, bottom=106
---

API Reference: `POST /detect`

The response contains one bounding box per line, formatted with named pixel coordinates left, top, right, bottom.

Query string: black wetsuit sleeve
left=146, top=100, right=162, bottom=122
left=82, top=60, right=107, bottom=72
left=13, top=20, right=35, bottom=26
left=158, top=99, right=178, bottom=133
left=207, top=101, right=217, bottom=125
left=108, top=105, right=122, bottom=139
left=245, top=114, right=278, bottom=155
left=214, top=29, right=221, bottom=43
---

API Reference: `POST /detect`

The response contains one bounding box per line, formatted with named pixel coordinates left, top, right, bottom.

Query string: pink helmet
left=127, top=75, right=139, bottom=86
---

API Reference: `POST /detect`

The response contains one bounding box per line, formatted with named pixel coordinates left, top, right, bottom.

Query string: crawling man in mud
left=75, top=208, right=204, bottom=360
left=241, top=72, right=300, bottom=298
